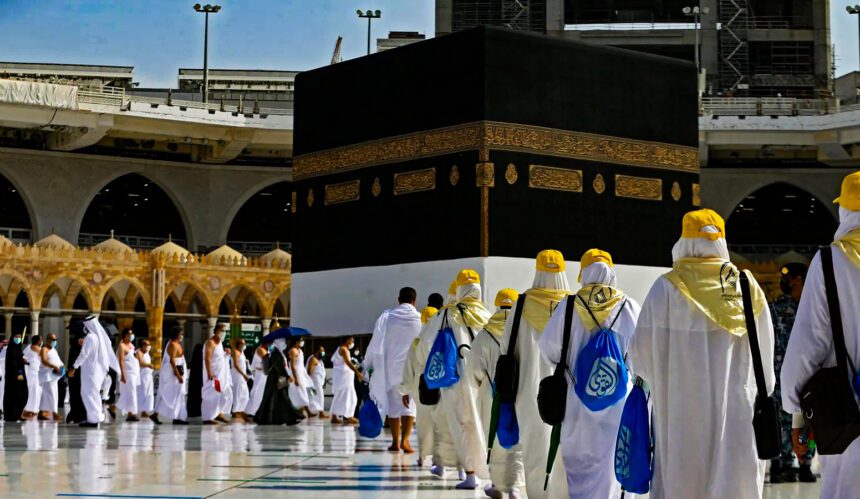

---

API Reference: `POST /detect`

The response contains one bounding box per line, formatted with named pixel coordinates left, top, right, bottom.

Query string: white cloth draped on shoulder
left=154, top=346, right=187, bottom=421
left=74, top=318, right=116, bottom=424
left=137, top=351, right=154, bottom=414
left=246, top=350, right=268, bottom=416
left=39, top=347, right=63, bottom=413
left=23, top=347, right=42, bottom=413
left=400, top=335, right=435, bottom=461
left=232, top=353, right=250, bottom=413
left=330, top=348, right=357, bottom=418
left=366, top=303, right=422, bottom=418
left=307, top=355, right=326, bottom=414
left=288, top=347, right=311, bottom=409
left=781, top=207, right=860, bottom=499
left=117, top=344, right=140, bottom=415
left=201, top=341, right=232, bottom=421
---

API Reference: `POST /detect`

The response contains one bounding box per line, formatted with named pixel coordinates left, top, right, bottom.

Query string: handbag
left=494, top=295, right=526, bottom=403
left=799, top=247, right=860, bottom=454
left=537, top=295, right=575, bottom=425
left=739, top=270, right=781, bottom=460
left=418, top=374, right=440, bottom=406
left=276, top=376, right=290, bottom=390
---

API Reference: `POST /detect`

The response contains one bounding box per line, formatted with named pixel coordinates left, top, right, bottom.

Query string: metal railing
left=0, top=226, right=31, bottom=244
left=226, top=240, right=292, bottom=255
left=700, top=97, right=831, bottom=116
left=77, top=232, right=186, bottom=250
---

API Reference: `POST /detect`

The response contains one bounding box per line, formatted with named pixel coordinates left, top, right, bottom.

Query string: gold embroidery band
left=324, top=180, right=360, bottom=205
left=293, top=121, right=698, bottom=180
left=529, top=165, right=583, bottom=192
left=615, top=174, right=663, bottom=201
left=394, top=168, right=436, bottom=195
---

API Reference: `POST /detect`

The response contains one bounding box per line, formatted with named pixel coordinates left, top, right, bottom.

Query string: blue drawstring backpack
left=614, top=378, right=652, bottom=494
left=358, top=392, right=383, bottom=438
left=497, top=401, right=520, bottom=449
left=424, top=311, right=460, bottom=390
left=574, top=297, right=629, bottom=412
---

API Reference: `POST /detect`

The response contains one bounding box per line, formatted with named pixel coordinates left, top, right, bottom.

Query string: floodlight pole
left=194, top=4, right=221, bottom=104
left=357, top=10, right=382, bottom=55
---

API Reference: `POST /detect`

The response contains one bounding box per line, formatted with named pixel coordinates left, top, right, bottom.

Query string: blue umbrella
left=260, top=327, right=310, bottom=343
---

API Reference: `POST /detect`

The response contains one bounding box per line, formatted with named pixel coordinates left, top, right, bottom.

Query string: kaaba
left=291, top=26, right=699, bottom=336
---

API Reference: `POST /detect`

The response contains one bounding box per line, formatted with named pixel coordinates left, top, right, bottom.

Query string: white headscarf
left=457, top=283, right=482, bottom=301
left=580, top=261, right=617, bottom=287
left=274, top=338, right=288, bottom=353
left=671, top=225, right=730, bottom=261
left=532, top=270, right=571, bottom=291
left=835, top=206, right=860, bottom=239
left=83, top=317, right=120, bottom=372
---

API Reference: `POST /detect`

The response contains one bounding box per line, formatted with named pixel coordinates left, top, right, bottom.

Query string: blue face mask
left=130, top=334, right=135, bottom=343
left=51, top=340, right=57, bottom=349
left=13, top=337, right=21, bottom=345
left=267, top=345, right=274, bottom=353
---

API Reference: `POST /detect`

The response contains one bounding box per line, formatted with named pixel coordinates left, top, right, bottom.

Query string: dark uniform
left=770, top=293, right=815, bottom=478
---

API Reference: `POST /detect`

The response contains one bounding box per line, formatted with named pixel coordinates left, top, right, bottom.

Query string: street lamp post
left=848, top=5, right=860, bottom=69
left=357, top=9, right=382, bottom=55
left=193, top=3, right=221, bottom=104
left=683, top=5, right=710, bottom=75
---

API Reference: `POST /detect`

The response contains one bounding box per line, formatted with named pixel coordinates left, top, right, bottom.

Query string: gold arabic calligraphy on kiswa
left=293, top=121, right=699, bottom=179
left=393, top=168, right=436, bottom=195
left=324, top=180, right=360, bottom=205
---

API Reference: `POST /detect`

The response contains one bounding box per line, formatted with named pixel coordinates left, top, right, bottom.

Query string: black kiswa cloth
left=187, top=344, right=204, bottom=418
left=253, top=348, right=303, bottom=425
left=3, top=340, right=26, bottom=422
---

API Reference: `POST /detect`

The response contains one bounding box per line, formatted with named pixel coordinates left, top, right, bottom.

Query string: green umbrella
left=544, top=423, right=562, bottom=490
left=486, top=390, right=502, bottom=463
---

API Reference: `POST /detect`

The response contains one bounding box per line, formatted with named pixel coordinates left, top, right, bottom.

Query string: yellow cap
left=420, top=306, right=438, bottom=324
left=578, top=248, right=614, bottom=283
left=456, top=269, right=480, bottom=287
left=536, top=249, right=566, bottom=273
left=680, top=209, right=726, bottom=241
left=448, top=280, right=458, bottom=296
left=494, top=288, right=519, bottom=308
left=834, top=171, right=860, bottom=211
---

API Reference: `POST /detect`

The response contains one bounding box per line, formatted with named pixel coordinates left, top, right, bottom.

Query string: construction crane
left=331, top=36, right=343, bottom=65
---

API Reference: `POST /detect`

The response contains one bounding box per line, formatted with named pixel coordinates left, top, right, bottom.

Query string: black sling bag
left=739, top=271, right=782, bottom=460
left=799, top=246, right=860, bottom=454
left=537, top=295, right=575, bottom=426
left=494, top=295, right=526, bottom=403
left=418, top=310, right=447, bottom=406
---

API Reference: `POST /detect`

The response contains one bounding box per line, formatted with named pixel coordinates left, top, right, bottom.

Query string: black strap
left=821, top=247, right=857, bottom=377
left=506, top=294, right=526, bottom=357
left=456, top=303, right=475, bottom=341
left=739, top=271, right=768, bottom=398
left=575, top=294, right=628, bottom=332
left=556, top=296, right=576, bottom=378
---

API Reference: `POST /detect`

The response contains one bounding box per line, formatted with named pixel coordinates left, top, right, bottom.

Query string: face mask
left=13, top=338, right=21, bottom=345
left=348, top=342, right=355, bottom=349
left=779, top=278, right=792, bottom=296
left=130, top=335, right=135, bottom=343
left=267, top=345, right=274, bottom=353
left=320, top=352, right=326, bottom=358
left=51, top=340, right=57, bottom=349
left=300, top=340, right=305, bottom=347
left=354, top=350, right=360, bottom=357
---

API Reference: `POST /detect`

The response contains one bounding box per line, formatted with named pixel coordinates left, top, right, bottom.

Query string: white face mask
left=348, top=342, right=355, bottom=350
left=299, top=340, right=305, bottom=348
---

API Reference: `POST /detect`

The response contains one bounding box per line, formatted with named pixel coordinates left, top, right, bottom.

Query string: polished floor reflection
left=0, top=419, right=821, bottom=498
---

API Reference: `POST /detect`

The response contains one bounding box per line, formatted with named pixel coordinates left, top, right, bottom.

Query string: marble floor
left=0, top=418, right=820, bottom=499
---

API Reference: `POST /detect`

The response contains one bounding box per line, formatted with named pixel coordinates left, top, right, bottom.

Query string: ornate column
left=147, top=306, right=164, bottom=368
left=62, top=314, right=72, bottom=360
left=29, top=310, right=40, bottom=337
left=207, top=316, right=217, bottom=340
left=476, top=156, right=495, bottom=258
left=261, top=318, right=272, bottom=336
left=4, top=313, right=12, bottom=336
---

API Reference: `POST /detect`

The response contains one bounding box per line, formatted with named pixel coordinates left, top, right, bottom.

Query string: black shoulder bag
left=456, top=303, right=476, bottom=359
left=799, top=246, right=860, bottom=454
left=418, top=310, right=447, bottom=406
left=537, top=295, right=575, bottom=426
left=739, top=271, right=782, bottom=460
left=494, top=295, right=526, bottom=403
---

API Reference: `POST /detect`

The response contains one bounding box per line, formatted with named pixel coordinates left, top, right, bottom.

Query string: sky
left=0, top=0, right=858, bottom=88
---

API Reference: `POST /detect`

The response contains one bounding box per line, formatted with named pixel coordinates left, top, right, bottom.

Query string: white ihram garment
left=117, top=345, right=140, bottom=415
left=330, top=350, right=357, bottom=418
left=23, top=347, right=42, bottom=413
left=629, top=233, right=775, bottom=499
left=400, top=337, right=434, bottom=461
left=154, top=350, right=187, bottom=421
left=538, top=267, right=641, bottom=499
left=201, top=342, right=232, bottom=421
left=466, top=325, right=525, bottom=493
left=288, top=348, right=311, bottom=409
left=781, top=207, right=860, bottom=499
left=307, top=356, right=326, bottom=414
left=0, top=345, right=6, bottom=412
left=414, top=284, right=490, bottom=477
left=231, top=353, right=250, bottom=413
left=137, top=352, right=154, bottom=414
left=366, top=303, right=422, bottom=418
left=74, top=318, right=118, bottom=424
left=39, top=348, right=64, bottom=413
left=246, top=351, right=267, bottom=416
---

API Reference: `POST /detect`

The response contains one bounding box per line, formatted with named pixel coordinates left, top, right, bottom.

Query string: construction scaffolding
left=719, top=0, right=750, bottom=92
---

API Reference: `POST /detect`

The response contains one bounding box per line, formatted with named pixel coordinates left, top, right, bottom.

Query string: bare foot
left=331, top=416, right=343, bottom=424
left=388, top=444, right=401, bottom=452
left=344, top=417, right=359, bottom=425
left=401, top=442, right=415, bottom=454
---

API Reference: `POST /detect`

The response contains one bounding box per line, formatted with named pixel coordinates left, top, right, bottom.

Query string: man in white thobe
left=365, top=286, right=422, bottom=453
left=414, top=270, right=492, bottom=490
left=539, top=249, right=641, bottom=499
left=136, top=340, right=154, bottom=418
left=629, top=209, right=774, bottom=499
left=201, top=324, right=232, bottom=424
left=70, top=317, right=120, bottom=427
left=466, top=288, right=525, bottom=499
left=498, top=250, right=571, bottom=499
left=781, top=171, right=860, bottom=498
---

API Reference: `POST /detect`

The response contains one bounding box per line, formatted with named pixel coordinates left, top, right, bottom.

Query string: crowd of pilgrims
left=0, top=171, right=858, bottom=499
